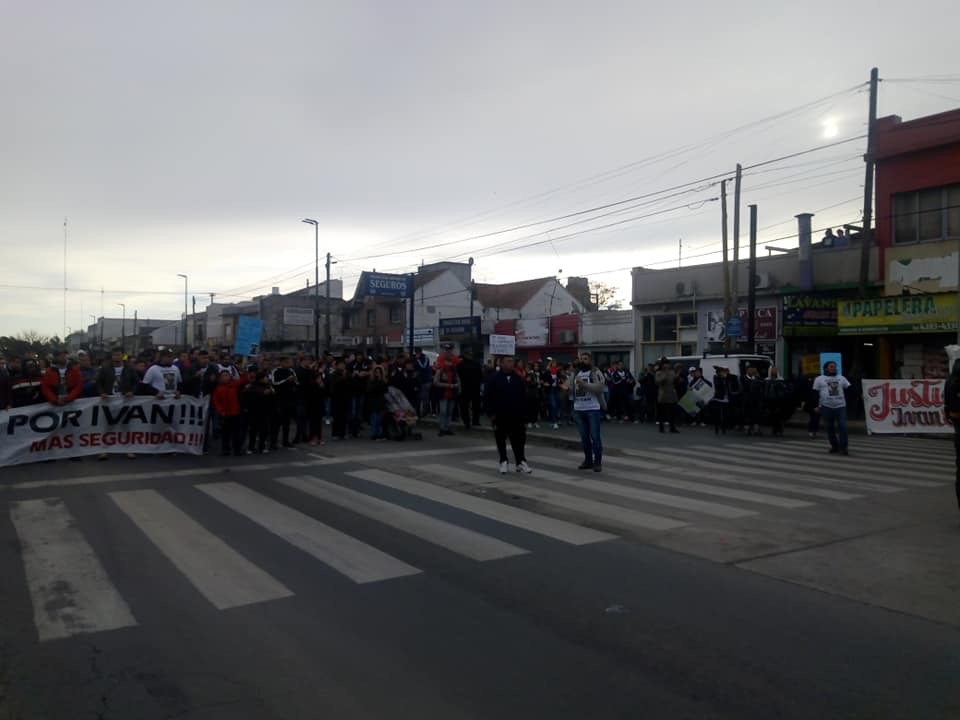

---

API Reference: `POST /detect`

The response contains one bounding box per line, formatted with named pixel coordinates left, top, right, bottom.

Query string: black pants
left=220, top=415, right=245, bottom=456
left=248, top=414, right=269, bottom=453
left=657, top=402, right=677, bottom=430
left=494, top=419, right=527, bottom=464
left=460, top=392, right=480, bottom=429
left=953, top=421, right=959, bottom=512
left=331, top=397, right=349, bottom=439
left=271, top=404, right=295, bottom=448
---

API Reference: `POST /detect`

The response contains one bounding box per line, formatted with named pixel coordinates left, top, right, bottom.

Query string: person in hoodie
left=457, top=348, right=483, bottom=430
left=270, top=356, right=298, bottom=449
left=329, top=359, right=352, bottom=441
left=742, top=365, right=766, bottom=436
left=212, top=369, right=247, bottom=456
left=0, top=355, right=11, bottom=411
left=485, top=355, right=532, bottom=475
left=41, top=349, right=83, bottom=406
left=414, top=348, right=434, bottom=418
left=11, top=358, right=44, bottom=407
left=433, top=344, right=462, bottom=437
left=241, top=367, right=274, bottom=454
left=654, top=358, right=679, bottom=433
left=365, top=365, right=388, bottom=441
left=75, top=350, right=99, bottom=398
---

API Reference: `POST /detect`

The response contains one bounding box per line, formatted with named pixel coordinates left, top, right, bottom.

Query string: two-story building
left=858, top=108, right=960, bottom=378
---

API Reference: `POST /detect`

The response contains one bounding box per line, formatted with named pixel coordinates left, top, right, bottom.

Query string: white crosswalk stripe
left=774, top=439, right=954, bottom=466
left=698, top=444, right=943, bottom=488
left=197, top=482, right=421, bottom=583
left=530, top=455, right=817, bottom=507
left=110, top=489, right=294, bottom=609
left=465, top=460, right=757, bottom=519
left=9, top=498, right=137, bottom=642
left=346, top=468, right=616, bottom=545
left=274, top=476, right=529, bottom=561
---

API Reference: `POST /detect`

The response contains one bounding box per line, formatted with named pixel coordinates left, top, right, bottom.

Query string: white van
left=666, top=354, right=772, bottom=383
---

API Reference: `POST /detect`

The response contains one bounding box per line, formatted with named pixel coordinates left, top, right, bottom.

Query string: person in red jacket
left=41, top=349, right=83, bottom=406
left=212, top=369, right=246, bottom=456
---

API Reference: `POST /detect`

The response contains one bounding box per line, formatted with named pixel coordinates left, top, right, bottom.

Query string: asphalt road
left=1, top=427, right=958, bottom=719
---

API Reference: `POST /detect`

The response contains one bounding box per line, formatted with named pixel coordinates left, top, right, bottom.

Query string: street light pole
left=302, top=219, right=320, bottom=358
left=177, top=274, right=188, bottom=349
left=117, top=303, right=126, bottom=354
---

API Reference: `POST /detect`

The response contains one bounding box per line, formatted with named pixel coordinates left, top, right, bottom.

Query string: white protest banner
left=489, top=334, right=516, bottom=356
left=861, top=378, right=951, bottom=434
left=678, top=377, right=715, bottom=416
left=0, top=396, right=209, bottom=467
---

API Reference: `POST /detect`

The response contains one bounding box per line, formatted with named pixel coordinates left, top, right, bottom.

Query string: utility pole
left=191, top=296, right=196, bottom=348
left=133, top=309, right=138, bottom=355
left=721, top=180, right=731, bottom=352
left=325, top=252, right=332, bottom=351
left=117, top=303, right=126, bottom=354
left=63, top=217, right=68, bottom=343
left=731, top=164, right=743, bottom=349
left=177, top=274, right=188, bottom=349
left=678, top=237, right=682, bottom=268
left=747, top=204, right=758, bottom=352
left=407, top=274, right=416, bottom=355
left=100, top=287, right=105, bottom=351
left=859, top=67, right=880, bottom=298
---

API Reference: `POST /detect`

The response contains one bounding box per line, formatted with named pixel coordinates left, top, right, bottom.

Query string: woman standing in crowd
left=366, top=366, right=388, bottom=440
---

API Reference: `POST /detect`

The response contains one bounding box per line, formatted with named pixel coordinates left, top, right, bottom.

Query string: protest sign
left=489, top=334, right=516, bottom=356
left=0, top=396, right=209, bottom=467
left=679, top=376, right=715, bottom=416
left=861, top=379, right=951, bottom=434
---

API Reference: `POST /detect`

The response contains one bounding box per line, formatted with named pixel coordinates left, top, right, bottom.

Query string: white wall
left=580, top=310, right=633, bottom=345
left=519, top=280, right=585, bottom=319
left=413, top=271, right=474, bottom=338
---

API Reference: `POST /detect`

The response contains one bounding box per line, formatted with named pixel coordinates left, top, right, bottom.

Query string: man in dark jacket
left=944, top=359, right=960, bottom=514
left=0, top=355, right=11, bottom=410
left=485, top=356, right=532, bottom=475
left=457, top=348, right=483, bottom=430
left=95, top=348, right=139, bottom=398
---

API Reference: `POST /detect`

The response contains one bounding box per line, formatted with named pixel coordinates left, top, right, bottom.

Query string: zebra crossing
left=5, top=436, right=953, bottom=642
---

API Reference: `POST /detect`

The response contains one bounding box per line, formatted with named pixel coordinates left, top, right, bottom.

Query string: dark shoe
left=669, top=427, right=680, bottom=434
left=841, top=449, right=849, bottom=456
left=658, top=425, right=665, bottom=433
left=593, top=464, right=602, bottom=473
left=828, top=447, right=839, bottom=454
left=578, top=461, right=594, bottom=470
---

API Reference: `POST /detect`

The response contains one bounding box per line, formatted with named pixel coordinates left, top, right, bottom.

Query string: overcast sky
left=2, top=0, right=958, bottom=338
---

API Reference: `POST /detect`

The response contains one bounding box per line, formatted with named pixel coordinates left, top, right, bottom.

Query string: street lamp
left=302, top=218, right=320, bottom=358
left=176, top=274, right=188, bottom=349
left=117, top=303, right=126, bottom=354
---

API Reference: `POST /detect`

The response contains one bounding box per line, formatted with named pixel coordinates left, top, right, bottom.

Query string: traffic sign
left=725, top=317, right=743, bottom=338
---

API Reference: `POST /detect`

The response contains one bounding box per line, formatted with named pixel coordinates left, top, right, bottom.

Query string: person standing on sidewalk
left=944, top=359, right=960, bottom=514
left=414, top=348, right=433, bottom=418
left=813, top=360, right=851, bottom=455
left=573, top=352, right=606, bottom=472
left=485, top=355, right=532, bottom=475
left=457, top=348, right=483, bottom=430
left=654, top=358, right=679, bottom=433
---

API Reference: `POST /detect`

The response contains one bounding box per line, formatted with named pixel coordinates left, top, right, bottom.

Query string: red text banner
left=0, top=396, right=209, bottom=467
left=861, top=379, right=951, bottom=434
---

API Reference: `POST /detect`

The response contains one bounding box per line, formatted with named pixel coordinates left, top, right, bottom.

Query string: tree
left=589, top=281, right=619, bottom=309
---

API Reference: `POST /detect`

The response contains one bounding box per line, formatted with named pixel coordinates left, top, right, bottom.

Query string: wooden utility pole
left=858, top=67, right=879, bottom=297
left=720, top=179, right=731, bottom=350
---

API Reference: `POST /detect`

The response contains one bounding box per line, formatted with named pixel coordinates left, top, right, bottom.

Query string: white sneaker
left=534, top=423, right=541, bottom=429
left=499, top=461, right=509, bottom=474
left=517, top=461, right=532, bottom=474
left=552, top=423, right=559, bottom=430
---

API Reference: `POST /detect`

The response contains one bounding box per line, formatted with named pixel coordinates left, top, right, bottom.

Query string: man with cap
left=40, top=349, right=83, bottom=405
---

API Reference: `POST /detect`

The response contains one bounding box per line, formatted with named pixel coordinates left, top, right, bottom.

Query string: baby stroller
left=384, top=386, right=423, bottom=441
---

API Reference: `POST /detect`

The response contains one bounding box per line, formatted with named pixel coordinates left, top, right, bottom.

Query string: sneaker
left=534, top=423, right=540, bottom=429
left=828, top=447, right=839, bottom=454
left=98, top=453, right=109, bottom=461
left=526, top=423, right=532, bottom=429
left=499, top=461, right=509, bottom=474
left=808, top=432, right=816, bottom=438
left=593, top=464, right=602, bottom=473
left=517, top=461, right=533, bottom=474
left=841, top=449, right=849, bottom=456
left=263, top=448, right=271, bottom=454
left=126, top=453, right=136, bottom=459
left=324, top=418, right=331, bottom=425
left=578, top=461, right=594, bottom=470
left=552, top=423, right=559, bottom=430
left=669, top=427, right=680, bottom=434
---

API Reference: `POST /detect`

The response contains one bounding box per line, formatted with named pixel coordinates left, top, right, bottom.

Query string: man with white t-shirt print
left=813, top=360, right=851, bottom=455
left=143, top=349, right=183, bottom=400
left=573, top=352, right=606, bottom=472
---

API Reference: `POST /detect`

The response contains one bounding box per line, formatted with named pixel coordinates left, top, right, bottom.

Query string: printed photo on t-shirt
left=163, top=371, right=177, bottom=391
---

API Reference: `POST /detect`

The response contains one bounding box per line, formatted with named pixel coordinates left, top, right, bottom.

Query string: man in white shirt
left=812, top=360, right=851, bottom=455
left=142, top=349, right=183, bottom=400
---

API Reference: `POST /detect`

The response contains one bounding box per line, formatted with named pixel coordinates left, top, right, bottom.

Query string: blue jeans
left=548, top=388, right=559, bottom=424
left=821, top=405, right=848, bottom=450
left=369, top=411, right=382, bottom=440
left=349, top=394, right=364, bottom=437
left=439, top=398, right=454, bottom=432
left=574, top=410, right=603, bottom=465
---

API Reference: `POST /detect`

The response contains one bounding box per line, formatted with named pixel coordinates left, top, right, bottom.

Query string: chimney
left=796, top=213, right=814, bottom=291
left=271, top=286, right=280, bottom=295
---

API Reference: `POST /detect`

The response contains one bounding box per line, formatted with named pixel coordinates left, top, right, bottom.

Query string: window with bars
left=893, top=184, right=960, bottom=244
